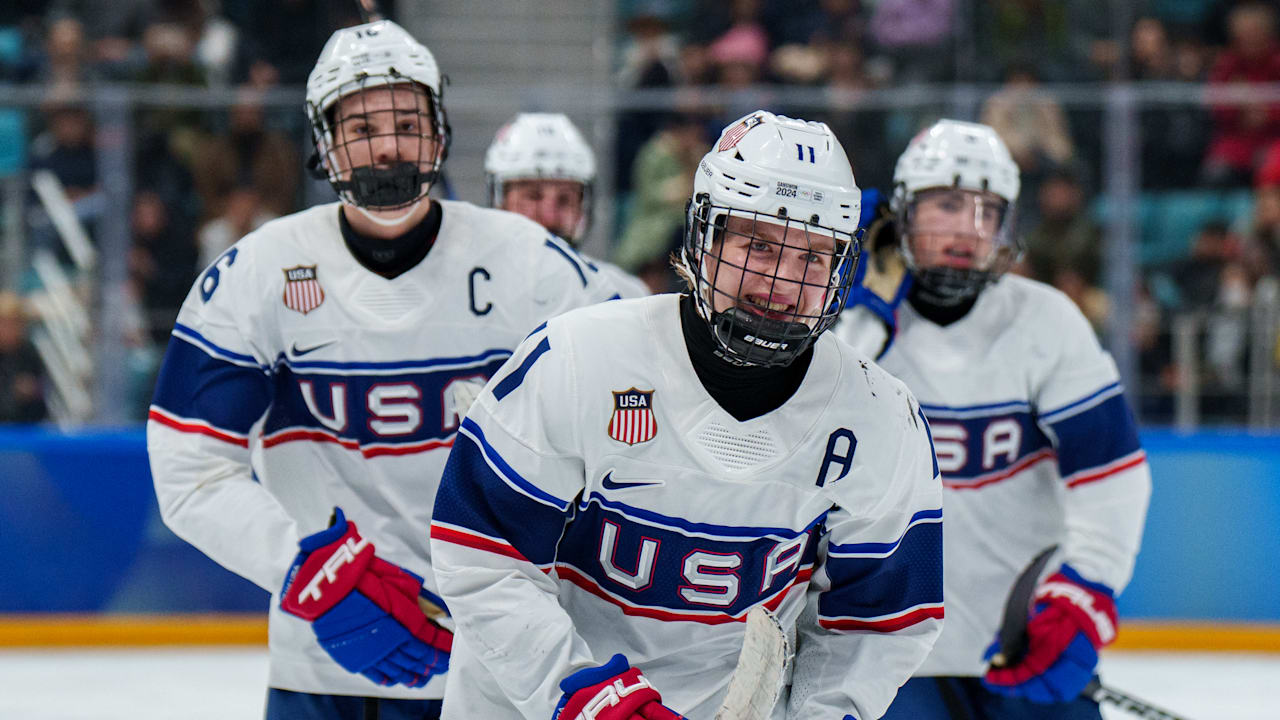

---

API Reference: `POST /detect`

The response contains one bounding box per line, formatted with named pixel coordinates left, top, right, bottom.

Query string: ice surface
left=0, top=648, right=1275, bottom=719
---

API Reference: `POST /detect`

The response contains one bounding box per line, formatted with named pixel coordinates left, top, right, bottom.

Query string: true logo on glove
left=577, top=675, right=657, bottom=720
left=1036, top=580, right=1116, bottom=645
left=298, top=535, right=372, bottom=604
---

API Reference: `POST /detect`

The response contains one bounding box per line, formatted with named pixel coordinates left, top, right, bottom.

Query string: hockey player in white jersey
left=485, top=112, right=650, bottom=298
left=430, top=110, right=944, bottom=720
left=146, top=20, right=618, bottom=720
left=834, top=120, right=1151, bottom=720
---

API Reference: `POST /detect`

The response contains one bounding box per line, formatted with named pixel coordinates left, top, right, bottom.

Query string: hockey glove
left=843, top=188, right=911, bottom=358
left=982, top=565, right=1118, bottom=703
left=553, top=654, right=685, bottom=720
left=281, top=508, right=453, bottom=688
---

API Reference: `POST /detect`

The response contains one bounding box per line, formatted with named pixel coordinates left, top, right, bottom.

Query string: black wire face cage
left=896, top=188, right=1021, bottom=306
left=308, top=74, right=451, bottom=210
left=682, top=195, right=861, bottom=368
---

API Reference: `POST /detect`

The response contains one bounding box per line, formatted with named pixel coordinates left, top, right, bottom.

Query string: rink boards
left=2, top=427, right=1277, bottom=650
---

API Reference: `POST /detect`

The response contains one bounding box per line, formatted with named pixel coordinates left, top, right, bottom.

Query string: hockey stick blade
left=992, top=546, right=1196, bottom=720
left=714, top=606, right=789, bottom=720
left=990, top=544, right=1058, bottom=667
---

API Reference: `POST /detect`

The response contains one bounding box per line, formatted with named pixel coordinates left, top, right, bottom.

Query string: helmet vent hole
left=734, top=151, right=744, bottom=161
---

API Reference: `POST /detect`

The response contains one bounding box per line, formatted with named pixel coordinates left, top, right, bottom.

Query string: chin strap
left=349, top=200, right=425, bottom=228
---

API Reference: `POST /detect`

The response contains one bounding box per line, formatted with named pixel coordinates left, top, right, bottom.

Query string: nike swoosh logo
left=601, top=471, right=664, bottom=491
left=291, top=340, right=336, bottom=357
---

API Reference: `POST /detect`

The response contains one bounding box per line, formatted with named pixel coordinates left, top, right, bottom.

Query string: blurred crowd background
left=0, top=0, right=1278, bottom=429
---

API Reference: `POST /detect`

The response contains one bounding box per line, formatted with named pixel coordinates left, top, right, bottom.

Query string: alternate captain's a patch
left=608, top=388, right=657, bottom=445
left=283, top=265, right=325, bottom=314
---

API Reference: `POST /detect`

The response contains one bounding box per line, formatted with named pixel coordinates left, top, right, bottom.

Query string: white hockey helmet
left=681, top=110, right=862, bottom=367
left=305, top=20, right=451, bottom=210
left=484, top=113, right=596, bottom=242
left=892, top=119, right=1021, bottom=305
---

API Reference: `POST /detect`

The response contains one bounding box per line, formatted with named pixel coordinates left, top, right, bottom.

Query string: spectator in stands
left=980, top=62, right=1074, bottom=218
left=867, top=0, right=954, bottom=83
left=1203, top=1, right=1280, bottom=187
left=127, top=189, right=199, bottom=347
left=28, top=97, right=96, bottom=201
left=615, top=1, right=682, bottom=193
left=1023, top=164, right=1108, bottom=330
left=613, top=112, right=706, bottom=293
left=1170, top=220, right=1252, bottom=410
left=1025, top=164, right=1101, bottom=285
left=1247, top=142, right=1280, bottom=278
left=0, top=291, right=48, bottom=424
left=196, top=184, right=273, bottom=270
left=706, top=13, right=769, bottom=88
left=231, top=0, right=359, bottom=86
left=1131, top=15, right=1212, bottom=189
left=191, top=86, right=299, bottom=221
left=974, top=0, right=1112, bottom=82
left=34, top=15, right=98, bottom=89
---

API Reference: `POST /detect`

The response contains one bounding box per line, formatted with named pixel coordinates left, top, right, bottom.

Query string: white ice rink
left=0, top=648, right=1275, bottom=719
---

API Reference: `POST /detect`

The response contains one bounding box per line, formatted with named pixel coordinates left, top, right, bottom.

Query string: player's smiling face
left=501, top=179, right=585, bottom=240
left=906, top=188, right=1005, bottom=271
left=706, top=214, right=836, bottom=324
left=330, top=85, right=439, bottom=178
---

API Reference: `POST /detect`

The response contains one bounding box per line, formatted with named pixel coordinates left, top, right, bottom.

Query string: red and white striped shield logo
left=282, top=265, right=325, bottom=315
left=608, top=388, right=657, bottom=445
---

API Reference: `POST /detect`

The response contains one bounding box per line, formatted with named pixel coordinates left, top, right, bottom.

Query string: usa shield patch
left=283, top=265, right=325, bottom=314
left=608, top=388, right=657, bottom=445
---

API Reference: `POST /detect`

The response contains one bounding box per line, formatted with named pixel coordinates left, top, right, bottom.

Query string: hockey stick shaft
left=994, top=546, right=1195, bottom=720
left=1082, top=679, right=1192, bottom=720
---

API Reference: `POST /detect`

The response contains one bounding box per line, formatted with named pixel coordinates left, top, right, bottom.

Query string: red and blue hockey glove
left=982, top=565, right=1118, bottom=703
left=281, top=508, right=453, bottom=688
left=553, top=654, right=684, bottom=720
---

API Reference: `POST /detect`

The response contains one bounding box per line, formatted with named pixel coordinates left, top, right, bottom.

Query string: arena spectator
left=127, top=189, right=198, bottom=347
left=196, top=184, right=273, bottom=271
left=1202, top=1, right=1280, bottom=187
left=0, top=291, right=48, bottom=424
left=1024, top=164, right=1104, bottom=293
left=1131, top=16, right=1212, bottom=189
left=191, top=86, right=299, bottom=220
left=1247, top=142, right=1280, bottom=278
left=867, top=0, right=953, bottom=83
left=612, top=113, right=707, bottom=292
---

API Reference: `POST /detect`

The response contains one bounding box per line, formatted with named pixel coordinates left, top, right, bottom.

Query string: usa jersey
left=833, top=275, right=1151, bottom=677
left=430, top=294, right=944, bottom=720
left=587, top=254, right=650, bottom=299
left=147, top=200, right=618, bottom=699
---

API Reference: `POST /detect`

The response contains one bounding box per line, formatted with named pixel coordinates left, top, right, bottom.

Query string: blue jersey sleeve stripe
left=544, top=238, right=588, bottom=287
left=172, top=322, right=265, bottom=369
left=819, top=517, right=943, bottom=623
left=457, top=417, right=569, bottom=510
left=1039, top=382, right=1123, bottom=424
left=492, top=336, right=551, bottom=401
left=282, top=349, right=512, bottom=373
left=435, top=427, right=570, bottom=565
left=828, top=508, right=942, bottom=557
left=151, top=334, right=272, bottom=434
left=1045, top=393, right=1142, bottom=479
